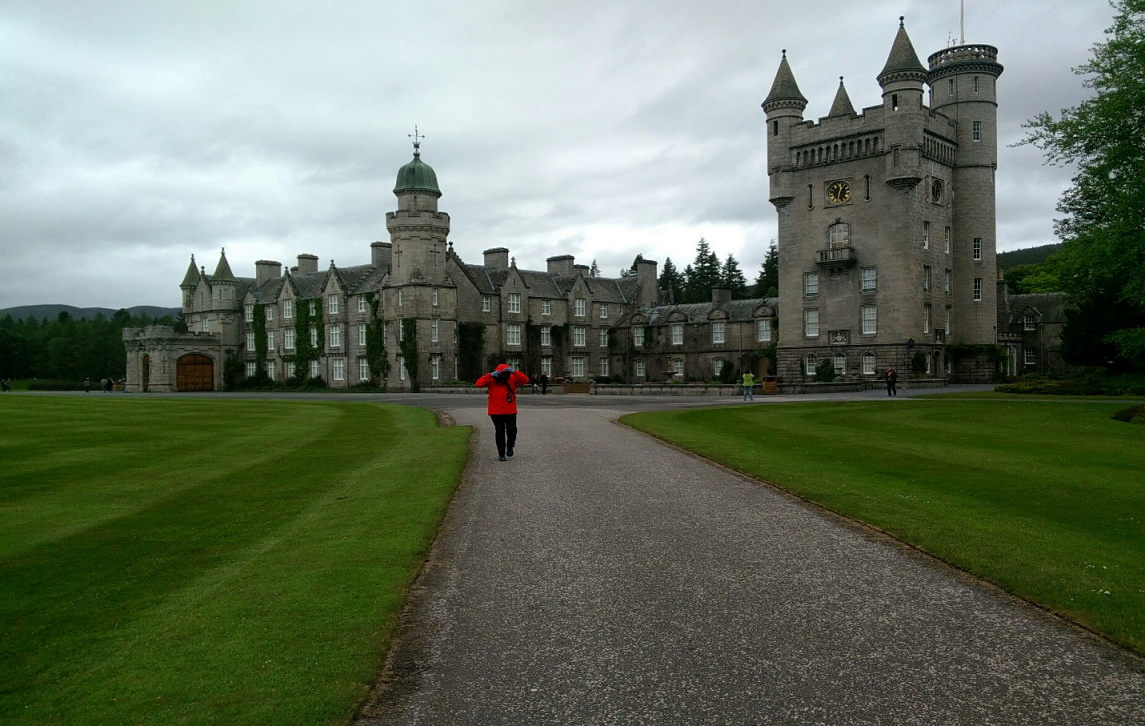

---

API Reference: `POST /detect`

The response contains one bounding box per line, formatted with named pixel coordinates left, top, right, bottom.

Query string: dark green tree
left=1021, top=0, right=1145, bottom=365
left=658, top=257, right=685, bottom=303
left=683, top=238, right=721, bottom=303
left=753, top=240, right=779, bottom=298
left=589, top=259, right=600, bottom=277
left=720, top=253, right=749, bottom=299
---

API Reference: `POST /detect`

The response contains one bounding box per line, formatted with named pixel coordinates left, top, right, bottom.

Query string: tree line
left=0, top=310, right=181, bottom=382
left=654, top=238, right=778, bottom=305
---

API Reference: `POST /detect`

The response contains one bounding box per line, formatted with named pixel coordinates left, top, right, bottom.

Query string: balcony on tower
left=816, top=246, right=856, bottom=270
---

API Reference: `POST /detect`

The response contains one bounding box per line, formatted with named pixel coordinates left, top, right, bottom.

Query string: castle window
left=808, top=184, right=814, bottom=209
left=285, top=329, right=295, bottom=351
left=1024, top=313, right=1037, bottom=331
left=671, top=323, right=684, bottom=345
left=923, top=266, right=932, bottom=292
left=310, top=359, right=319, bottom=378
left=945, top=226, right=951, bottom=253
left=573, top=326, right=586, bottom=347
left=599, top=329, right=609, bottom=347
left=862, top=352, right=876, bottom=375
left=246, top=332, right=255, bottom=350
left=433, top=288, right=439, bottom=307
left=541, top=326, right=551, bottom=347
left=507, top=324, right=521, bottom=346
left=712, top=358, right=725, bottom=378
left=945, top=307, right=951, bottom=334
left=360, top=359, right=370, bottom=381
left=599, top=303, right=608, bottom=319
left=861, top=305, right=877, bottom=335
left=358, top=296, right=367, bottom=314
left=804, top=309, right=819, bottom=337
left=948, top=78, right=955, bottom=97
left=398, top=356, right=406, bottom=380
left=359, top=323, right=367, bottom=347
left=267, top=331, right=275, bottom=351
left=862, top=267, right=877, bottom=292
left=266, top=307, right=274, bottom=322
left=973, top=237, right=983, bottom=261
left=924, top=304, right=932, bottom=334
left=865, top=175, right=871, bottom=200
left=600, top=358, right=610, bottom=378
left=542, top=356, right=553, bottom=376
left=245, top=304, right=254, bottom=322
left=574, top=298, right=586, bottom=317
left=246, top=361, right=256, bottom=378
left=397, top=290, right=403, bottom=307
left=541, top=300, right=551, bottom=316
left=333, top=358, right=345, bottom=382
left=773, top=120, right=778, bottom=136
left=973, top=120, right=982, bottom=141
left=636, top=360, right=646, bottom=378
left=804, top=354, right=817, bottom=376
left=328, top=295, right=338, bottom=315
left=923, top=221, right=930, bottom=249
left=431, top=355, right=441, bottom=380
left=482, top=296, right=491, bottom=312
left=804, top=272, right=819, bottom=297
left=200, top=316, right=208, bottom=333
left=508, top=293, right=521, bottom=314
left=267, top=361, right=276, bottom=381
left=829, top=223, right=849, bottom=249
left=310, top=327, right=317, bottom=347
left=284, top=300, right=293, bottom=319
left=329, top=325, right=341, bottom=349
left=1024, top=349, right=1037, bottom=366
left=634, top=327, right=644, bottom=347
left=833, top=355, right=845, bottom=375
left=757, top=320, right=771, bottom=343
left=892, top=93, right=899, bottom=111
left=432, top=318, right=440, bottom=343
left=974, top=278, right=983, bottom=301
left=945, top=269, right=952, bottom=294
left=309, top=300, right=316, bottom=316
left=572, top=356, right=586, bottom=379
left=974, top=76, right=980, bottom=93
left=712, top=322, right=725, bottom=345
left=672, top=359, right=684, bottom=376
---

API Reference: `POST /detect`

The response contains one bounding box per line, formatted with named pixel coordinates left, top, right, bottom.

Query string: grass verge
left=0, top=397, right=469, bottom=725
left=621, top=400, right=1145, bottom=656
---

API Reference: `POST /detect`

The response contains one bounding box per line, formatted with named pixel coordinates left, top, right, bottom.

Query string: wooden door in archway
left=176, top=354, right=214, bottom=391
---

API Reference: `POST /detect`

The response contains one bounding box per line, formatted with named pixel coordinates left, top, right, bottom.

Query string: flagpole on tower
left=960, top=0, right=965, bottom=44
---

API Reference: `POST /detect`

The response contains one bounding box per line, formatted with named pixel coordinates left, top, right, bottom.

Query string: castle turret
left=929, top=42, right=1004, bottom=345
left=386, top=137, right=450, bottom=286
left=180, top=255, right=199, bottom=312
left=827, top=77, right=855, bottom=118
left=878, top=17, right=928, bottom=191
left=762, top=50, right=808, bottom=209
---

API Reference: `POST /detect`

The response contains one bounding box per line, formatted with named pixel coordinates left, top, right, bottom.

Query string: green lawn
left=0, top=397, right=470, bottom=725
left=622, top=400, right=1145, bottom=655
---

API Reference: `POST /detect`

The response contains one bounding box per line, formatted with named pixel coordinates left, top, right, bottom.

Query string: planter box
left=564, top=382, right=592, bottom=394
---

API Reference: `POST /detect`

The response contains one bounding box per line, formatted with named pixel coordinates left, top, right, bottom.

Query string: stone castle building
left=764, top=18, right=1003, bottom=381
left=125, top=17, right=1020, bottom=392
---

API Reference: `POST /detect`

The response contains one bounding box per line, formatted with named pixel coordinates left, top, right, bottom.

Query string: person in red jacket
left=476, top=363, right=530, bottom=461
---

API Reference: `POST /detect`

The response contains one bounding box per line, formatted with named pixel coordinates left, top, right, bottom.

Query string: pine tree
left=684, top=238, right=722, bottom=303
left=589, top=259, right=600, bottom=277
left=658, top=257, right=685, bottom=303
left=720, top=254, right=749, bottom=299
left=754, top=240, right=779, bottom=298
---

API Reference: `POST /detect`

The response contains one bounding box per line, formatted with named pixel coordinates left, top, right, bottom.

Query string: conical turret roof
left=878, top=17, right=928, bottom=86
left=212, top=248, right=236, bottom=282
left=180, top=255, right=200, bottom=288
left=828, top=77, right=856, bottom=117
left=762, top=50, right=808, bottom=111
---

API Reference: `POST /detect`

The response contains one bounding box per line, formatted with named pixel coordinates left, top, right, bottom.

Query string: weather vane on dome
left=408, top=125, right=425, bottom=157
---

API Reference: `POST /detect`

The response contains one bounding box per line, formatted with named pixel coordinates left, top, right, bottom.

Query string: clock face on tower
left=827, top=180, right=851, bottom=204
left=932, top=178, right=944, bottom=203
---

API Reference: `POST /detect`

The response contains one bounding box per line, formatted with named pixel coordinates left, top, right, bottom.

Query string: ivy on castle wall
left=253, top=304, right=268, bottom=372
left=364, top=292, right=389, bottom=385
left=290, top=298, right=324, bottom=379
left=524, top=321, right=543, bottom=376
left=399, top=318, right=419, bottom=391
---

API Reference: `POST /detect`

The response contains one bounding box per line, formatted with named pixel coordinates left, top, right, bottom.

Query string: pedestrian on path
left=742, top=371, right=755, bottom=401
left=886, top=367, right=898, bottom=397
left=476, top=363, right=529, bottom=461
left=84, top=377, right=90, bottom=393
left=539, top=372, right=548, bottom=395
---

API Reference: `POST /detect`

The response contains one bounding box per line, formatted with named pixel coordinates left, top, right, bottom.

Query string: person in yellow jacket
left=742, top=371, right=755, bottom=401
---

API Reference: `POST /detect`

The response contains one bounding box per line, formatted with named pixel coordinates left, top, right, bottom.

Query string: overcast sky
left=0, top=1, right=1115, bottom=309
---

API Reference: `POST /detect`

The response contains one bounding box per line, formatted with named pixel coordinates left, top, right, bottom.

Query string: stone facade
left=763, top=19, right=1003, bottom=383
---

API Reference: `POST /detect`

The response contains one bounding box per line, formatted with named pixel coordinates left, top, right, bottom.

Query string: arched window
left=804, top=353, right=817, bottom=376
left=862, top=352, right=876, bottom=375
left=829, top=222, right=850, bottom=248
left=833, top=354, right=846, bottom=375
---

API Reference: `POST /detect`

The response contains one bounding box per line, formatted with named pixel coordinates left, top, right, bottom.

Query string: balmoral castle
left=124, top=18, right=1059, bottom=393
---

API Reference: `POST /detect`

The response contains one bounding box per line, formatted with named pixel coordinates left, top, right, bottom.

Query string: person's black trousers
left=489, top=414, right=517, bottom=457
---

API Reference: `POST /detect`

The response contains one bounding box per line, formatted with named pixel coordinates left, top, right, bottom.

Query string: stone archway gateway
left=176, top=354, right=214, bottom=391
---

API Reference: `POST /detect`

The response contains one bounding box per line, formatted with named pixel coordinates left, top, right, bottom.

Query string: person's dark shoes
left=498, top=455, right=506, bottom=461
left=506, top=448, right=514, bottom=457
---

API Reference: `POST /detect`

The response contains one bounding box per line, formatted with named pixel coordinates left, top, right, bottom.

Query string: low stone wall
left=420, top=385, right=568, bottom=395
left=589, top=384, right=750, bottom=397
left=779, top=378, right=949, bottom=395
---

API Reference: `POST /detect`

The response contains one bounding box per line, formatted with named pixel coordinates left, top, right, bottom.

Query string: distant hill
left=0, top=304, right=181, bottom=322
left=998, top=244, right=1061, bottom=270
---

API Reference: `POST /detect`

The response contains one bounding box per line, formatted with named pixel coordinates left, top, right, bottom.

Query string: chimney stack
left=255, top=260, right=282, bottom=286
